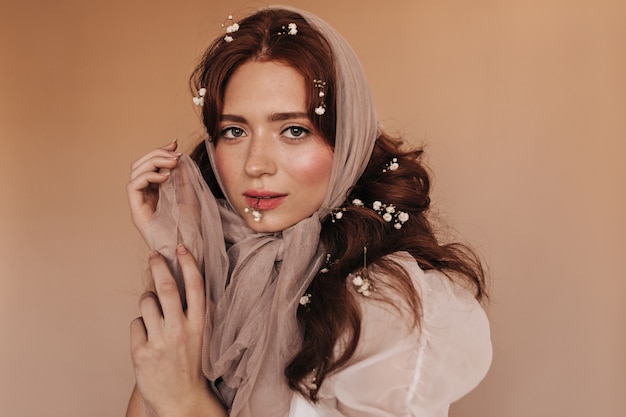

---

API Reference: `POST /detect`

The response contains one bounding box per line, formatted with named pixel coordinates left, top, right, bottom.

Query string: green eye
left=283, top=126, right=309, bottom=139
left=221, top=127, right=246, bottom=139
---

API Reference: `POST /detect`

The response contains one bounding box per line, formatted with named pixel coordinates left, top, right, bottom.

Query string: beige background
left=1, top=0, right=624, bottom=416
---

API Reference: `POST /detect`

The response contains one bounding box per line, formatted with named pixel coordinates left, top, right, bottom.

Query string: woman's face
left=215, top=60, right=334, bottom=233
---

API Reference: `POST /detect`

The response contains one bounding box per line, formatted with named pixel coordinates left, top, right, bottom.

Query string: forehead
left=222, top=61, right=307, bottom=112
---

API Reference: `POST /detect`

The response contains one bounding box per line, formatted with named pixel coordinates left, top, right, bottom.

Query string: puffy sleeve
left=289, top=252, right=492, bottom=417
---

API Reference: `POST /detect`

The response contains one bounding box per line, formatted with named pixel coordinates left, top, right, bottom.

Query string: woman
left=126, top=6, right=492, bottom=417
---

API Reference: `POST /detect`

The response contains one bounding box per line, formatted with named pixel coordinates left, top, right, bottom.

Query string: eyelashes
left=282, top=126, right=310, bottom=139
left=218, top=125, right=312, bottom=141
left=220, top=126, right=246, bottom=139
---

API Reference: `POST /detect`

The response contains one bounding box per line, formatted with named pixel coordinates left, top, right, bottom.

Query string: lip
left=243, top=190, right=287, bottom=211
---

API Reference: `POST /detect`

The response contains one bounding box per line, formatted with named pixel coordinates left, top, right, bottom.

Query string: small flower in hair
left=193, top=87, right=206, bottom=106
left=314, top=79, right=326, bottom=116
left=396, top=213, right=410, bottom=229
left=320, top=253, right=333, bottom=273
left=307, top=368, right=319, bottom=392
left=278, top=22, right=298, bottom=35
left=348, top=247, right=373, bottom=296
left=299, top=293, right=312, bottom=306
left=371, top=201, right=409, bottom=229
left=226, top=23, right=239, bottom=33
left=350, top=272, right=371, bottom=296
left=222, top=15, right=239, bottom=42
left=330, top=207, right=346, bottom=222
left=383, top=157, right=399, bottom=172
left=351, top=199, right=364, bottom=207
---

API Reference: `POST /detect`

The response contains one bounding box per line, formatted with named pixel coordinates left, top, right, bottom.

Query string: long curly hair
left=189, top=7, right=486, bottom=402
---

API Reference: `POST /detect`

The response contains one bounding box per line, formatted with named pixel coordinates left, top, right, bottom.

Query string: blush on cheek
left=291, top=149, right=333, bottom=186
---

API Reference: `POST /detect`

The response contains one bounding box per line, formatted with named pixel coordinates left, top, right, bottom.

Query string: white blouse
left=288, top=252, right=492, bottom=417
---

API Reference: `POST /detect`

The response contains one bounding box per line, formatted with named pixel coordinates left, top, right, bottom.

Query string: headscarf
left=148, top=5, right=378, bottom=416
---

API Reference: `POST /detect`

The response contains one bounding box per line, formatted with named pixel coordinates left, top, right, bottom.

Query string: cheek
left=289, top=147, right=333, bottom=189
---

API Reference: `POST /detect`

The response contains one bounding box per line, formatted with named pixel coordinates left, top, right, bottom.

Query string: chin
left=246, top=219, right=282, bottom=233
left=245, top=216, right=297, bottom=234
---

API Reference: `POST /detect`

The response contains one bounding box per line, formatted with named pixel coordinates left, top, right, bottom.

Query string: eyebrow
left=220, top=112, right=310, bottom=123
left=269, top=112, right=309, bottom=122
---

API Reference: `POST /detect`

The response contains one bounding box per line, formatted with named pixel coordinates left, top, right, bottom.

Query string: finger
left=149, top=251, right=184, bottom=321
left=130, top=316, right=148, bottom=351
left=130, top=140, right=179, bottom=170
left=176, top=245, right=206, bottom=323
left=127, top=170, right=170, bottom=201
left=127, top=171, right=170, bottom=229
left=129, top=155, right=180, bottom=181
left=162, top=138, right=178, bottom=152
left=138, top=291, right=163, bottom=337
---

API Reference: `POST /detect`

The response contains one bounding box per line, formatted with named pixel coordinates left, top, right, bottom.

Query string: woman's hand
left=127, top=140, right=181, bottom=244
left=129, top=245, right=226, bottom=417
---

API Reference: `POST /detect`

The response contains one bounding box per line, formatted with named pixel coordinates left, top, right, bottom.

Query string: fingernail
left=177, top=245, right=188, bottom=255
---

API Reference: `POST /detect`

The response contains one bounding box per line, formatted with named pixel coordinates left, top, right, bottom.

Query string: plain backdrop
left=1, top=0, right=625, bottom=416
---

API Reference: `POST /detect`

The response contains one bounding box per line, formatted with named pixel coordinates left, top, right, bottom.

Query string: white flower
left=383, top=213, right=392, bottom=222
left=288, top=22, right=298, bottom=35
left=373, top=201, right=382, bottom=211
left=192, top=97, right=204, bottom=106
left=299, top=294, right=311, bottom=306
left=350, top=271, right=372, bottom=297
left=352, top=199, right=364, bottom=207
left=315, top=106, right=326, bottom=115
left=383, top=157, right=399, bottom=172
left=198, top=87, right=207, bottom=96
left=334, top=211, right=343, bottom=220
left=385, top=205, right=395, bottom=213
left=398, top=211, right=409, bottom=223
left=226, top=23, right=239, bottom=33
left=394, top=223, right=402, bottom=229
left=224, top=35, right=234, bottom=42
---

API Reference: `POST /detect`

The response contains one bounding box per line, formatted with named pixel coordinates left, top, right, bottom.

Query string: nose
left=244, top=132, right=277, bottom=178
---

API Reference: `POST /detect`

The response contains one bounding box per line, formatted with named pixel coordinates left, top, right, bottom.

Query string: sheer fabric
left=148, top=5, right=378, bottom=417
left=288, top=253, right=492, bottom=417
left=146, top=5, right=490, bottom=417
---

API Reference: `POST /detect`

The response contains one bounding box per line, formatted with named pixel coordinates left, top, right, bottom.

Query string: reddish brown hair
left=190, top=9, right=336, bottom=146
left=189, top=7, right=486, bottom=402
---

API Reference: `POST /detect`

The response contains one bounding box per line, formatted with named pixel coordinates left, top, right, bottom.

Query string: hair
left=190, top=9, right=336, bottom=148
left=189, top=8, right=486, bottom=402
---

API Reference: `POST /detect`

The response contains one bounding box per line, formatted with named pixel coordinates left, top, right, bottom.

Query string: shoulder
left=354, top=251, right=490, bottom=366
left=310, top=252, right=492, bottom=416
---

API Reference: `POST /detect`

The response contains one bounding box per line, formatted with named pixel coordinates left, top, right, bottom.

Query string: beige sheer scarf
left=148, top=6, right=377, bottom=416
